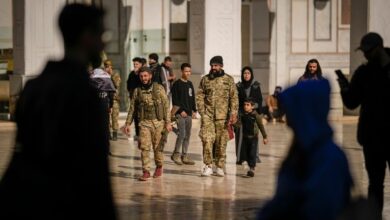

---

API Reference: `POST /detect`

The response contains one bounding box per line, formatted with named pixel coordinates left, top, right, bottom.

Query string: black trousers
left=363, top=142, right=390, bottom=219
left=240, top=137, right=258, bottom=168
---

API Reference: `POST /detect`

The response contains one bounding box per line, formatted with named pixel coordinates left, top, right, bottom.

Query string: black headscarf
left=241, top=66, right=254, bottom=89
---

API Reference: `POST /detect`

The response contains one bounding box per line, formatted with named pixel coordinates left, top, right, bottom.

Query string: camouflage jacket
left=196, top=72, right=238, bottom=120
left=111, top=72, right=121, bottom=101
left=125, top=83, right=170, bottom=125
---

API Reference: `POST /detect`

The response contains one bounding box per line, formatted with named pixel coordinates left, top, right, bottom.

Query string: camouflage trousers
left=199, top=116, right=229, bottom=168
left=110, top=100, right=120, bottom=131
left=139, top=119, right=165, bottom=171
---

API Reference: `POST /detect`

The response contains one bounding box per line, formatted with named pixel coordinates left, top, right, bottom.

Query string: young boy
left=237, top=97, right=268, bottom=177
left=170, top=63, right=197, bottom=165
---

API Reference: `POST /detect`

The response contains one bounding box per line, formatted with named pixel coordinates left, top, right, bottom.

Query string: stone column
left=269, top=0, right=289, bottom=92
left=189, top=0, right=241, bottom=81
left=10, top=0, right=65, bottom=113
left=351, top=0, right=390, bottom=76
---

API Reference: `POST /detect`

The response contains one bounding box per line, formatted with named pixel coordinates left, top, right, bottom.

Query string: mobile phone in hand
left=335, top=69, right=344, bottom=78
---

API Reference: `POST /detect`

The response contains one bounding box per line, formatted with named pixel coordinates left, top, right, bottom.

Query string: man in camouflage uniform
left=124, top=67, right=172, bottom=181
left=196, top=55, right=239, bottom=177
left=104, top=59, right=121, bottom=141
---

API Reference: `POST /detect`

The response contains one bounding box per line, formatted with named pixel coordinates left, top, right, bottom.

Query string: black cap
left=210, top=55, right=223, bottom=66
left=356, top=32, right=383, bottom=52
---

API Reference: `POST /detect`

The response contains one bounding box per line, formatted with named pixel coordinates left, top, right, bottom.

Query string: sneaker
left=153, top=166, right=163, bottom=178
left=247, top=168, right=255, bottom=177
left=201, top=165, right=213, bottom=177
left=181, top=155, right=195, bottom=165
left=171, top=153, right=183, bottom=165
left=212, top=165, right=217, bottom=174
left=215, top=168, right=225, bottom=177
left=138, top=170, right=151, bottom=181
left=242, top=161, right=249, bottom=170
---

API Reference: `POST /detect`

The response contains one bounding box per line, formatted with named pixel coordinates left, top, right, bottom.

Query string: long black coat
left=237, top=81, right=263, bottom=114
left=0, top=60, right=116, bottom=219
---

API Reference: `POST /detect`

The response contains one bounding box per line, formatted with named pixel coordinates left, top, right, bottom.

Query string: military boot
left=171, top=152, right=183, bottom=165
left=153, top=166, right=163, bottom=178
left=181, top=155, right=195, bottom=165
left=138, top=170, right=151, bottom=181
left=112, top=131, right=118, bottom=141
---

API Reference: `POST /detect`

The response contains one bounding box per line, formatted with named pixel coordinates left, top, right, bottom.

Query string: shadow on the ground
left=116, top=193, right=266, bottom=220
left=113, top=165, right=200, bottom=177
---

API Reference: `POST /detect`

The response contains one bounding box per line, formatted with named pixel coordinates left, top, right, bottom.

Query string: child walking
left=170, top=63, right=197, bottom=165
left=237, top=97, right=268, bottom=177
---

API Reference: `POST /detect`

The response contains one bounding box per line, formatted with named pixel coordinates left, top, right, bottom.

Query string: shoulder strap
left=134, top=87, right=141, bottom=103
left=152, top=83, right=160, bottom=101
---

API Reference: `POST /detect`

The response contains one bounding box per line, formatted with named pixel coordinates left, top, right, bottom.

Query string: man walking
left=170, top=63, right=197, bottom=165
left=124, top=67, right=172, bottom=181
left=127, top=57, right=144, bottom=140
left=196, top=56, right=238, bottom=177
left=336, top=32, right=390, bottom=219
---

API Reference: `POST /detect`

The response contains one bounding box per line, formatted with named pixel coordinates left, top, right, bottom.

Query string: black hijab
left=241, top=66, right=254, bottom=89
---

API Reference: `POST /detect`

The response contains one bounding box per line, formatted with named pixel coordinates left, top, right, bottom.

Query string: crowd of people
left=1, top=3, right=389, bottom=220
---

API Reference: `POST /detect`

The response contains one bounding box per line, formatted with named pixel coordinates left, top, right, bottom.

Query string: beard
left=141, top=80, right=153, bottom=89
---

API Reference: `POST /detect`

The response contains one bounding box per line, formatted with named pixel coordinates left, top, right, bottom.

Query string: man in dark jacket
left=127, top=57, right=143, bottom=97
left=0, top=4, right=116, bottom=219
left=336, top=32, right=390, bottom=219
left=127, top=57, right=144, bottom=140
left=148, top=53, right=163, bottom=85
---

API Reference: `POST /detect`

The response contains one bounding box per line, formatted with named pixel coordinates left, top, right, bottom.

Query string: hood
left=91, top=68, right=111, bottom=78
left=279, top=79, right=333, bottom=152
left=90, top=68, right=115, bottom=92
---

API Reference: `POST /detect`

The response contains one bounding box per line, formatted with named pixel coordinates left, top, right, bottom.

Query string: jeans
left=174, top=114, right=192, bottom=155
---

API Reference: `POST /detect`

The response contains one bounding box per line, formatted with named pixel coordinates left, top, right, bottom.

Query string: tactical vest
left=135, top=83, right=166, bottom=121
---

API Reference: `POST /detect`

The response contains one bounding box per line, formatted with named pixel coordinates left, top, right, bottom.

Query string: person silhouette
left=0, top=4, right=116, bottom=219
left=258, top=80, right=352, bottom=220
left=336, top=32, right=390, bottom=219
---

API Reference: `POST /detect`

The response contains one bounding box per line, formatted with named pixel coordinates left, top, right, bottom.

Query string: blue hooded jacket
left=257, top=79, right=353, bottom=220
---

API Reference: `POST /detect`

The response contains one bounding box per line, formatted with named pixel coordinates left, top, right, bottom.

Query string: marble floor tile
left=1, top=118, right=390, bottom=219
